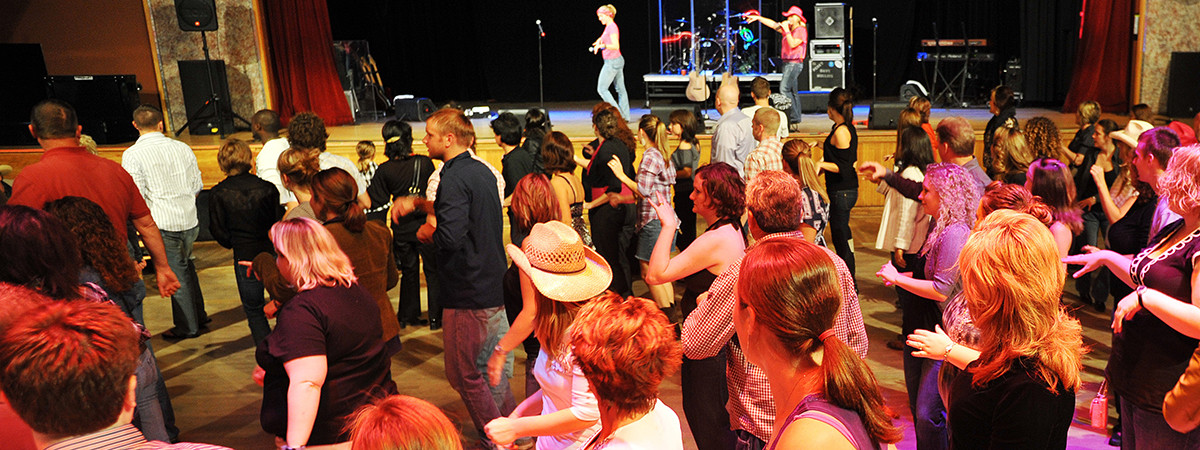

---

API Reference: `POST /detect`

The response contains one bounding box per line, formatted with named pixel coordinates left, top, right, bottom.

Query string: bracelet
left=1137, top=285, right=1146, bottom=309
left=493, top=344, right=507, bottom=355
left=942, top=342, right=956, bottom=361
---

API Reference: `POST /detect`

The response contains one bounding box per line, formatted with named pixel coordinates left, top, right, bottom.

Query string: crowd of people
left=4, top=64, right=1200, bottom=450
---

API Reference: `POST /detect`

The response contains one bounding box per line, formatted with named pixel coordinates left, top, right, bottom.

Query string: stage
left=1, top=100, right=1088, bottom=209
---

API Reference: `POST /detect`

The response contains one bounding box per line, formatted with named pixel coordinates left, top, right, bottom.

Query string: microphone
left=536, top=19, right=545, bottom=37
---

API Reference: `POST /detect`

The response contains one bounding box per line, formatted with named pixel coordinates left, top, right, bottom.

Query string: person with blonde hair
left=781, top=139, right=829, bottom=245
left=1066, top=144, right=1200, bottom=446
left=990, top=126, right=1032, bottom=184
left=927, top=210, right=1082, bottom=448
left=591, top=4, right=629, bottom=121
left=278, top=147, right=322, bottom=220
left=348, top=395, right=462, bottom=450
left=571, top=293, right=685, bottom=449
left=983, top=85, right=1018, bottom=177
left=743, top=107, right=785, bottom=182
left=908, top=96, right=939, bottom=148
left=485, top=221, right=611, bottom=449
left=254, top=217, right=398, bottom=449
left=735, top=237, right=901, bottom=449
left=876, top=162, right=982, bottom=450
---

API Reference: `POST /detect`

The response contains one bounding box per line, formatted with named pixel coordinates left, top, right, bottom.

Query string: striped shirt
left=121, top=132, right=203, bottom=231
left=681, top=231, right=868, bottom=443
left=254, top=137, right=293, bottom=204
left=46, top=424, right=230, bottom=450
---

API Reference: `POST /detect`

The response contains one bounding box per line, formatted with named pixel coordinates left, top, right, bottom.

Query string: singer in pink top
left=591, top=4, right=630, bottom=121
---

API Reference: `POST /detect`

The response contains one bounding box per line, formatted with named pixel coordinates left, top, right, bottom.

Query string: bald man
left=710, top=80, right=756, bottom=176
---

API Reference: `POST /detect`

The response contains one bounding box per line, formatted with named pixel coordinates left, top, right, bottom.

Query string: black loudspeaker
left=813, top=3, right=846, bottom=39
left=868, top=101, right=908, bottom=130
left=650, top=104, right=706, bottom=134
left=44, top=75, right=141, bottom=145
left=0, top=44, right=48, bottom=146
left=1167, top=52, right=1200, bottom=118
left=177, top=60, right=235, bottom=135
left=1004, top=58, right=1023, bottom=98
left=394, top=97, right=435, bottom=121
left=176, top=0, right=217, bottom=31
left=808, top=59, right=846, bottom=91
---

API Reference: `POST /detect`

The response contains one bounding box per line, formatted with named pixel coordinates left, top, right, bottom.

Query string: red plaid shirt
left=636, top=146, right=675, bottom=229
left=680, top=230, right=868, bottom=442
left=743, top=136, right=784, bottom=183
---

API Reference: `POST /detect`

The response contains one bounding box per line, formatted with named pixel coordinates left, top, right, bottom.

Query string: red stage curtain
left=262, top=0, right=352, bottom=125
left=1062, top=0, right=1133, bottom=113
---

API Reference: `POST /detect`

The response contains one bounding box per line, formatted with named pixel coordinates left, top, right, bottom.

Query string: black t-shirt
left=823, top=123, right=859, bottom=192
left=948, top=357, right=1075, bottom=449
left=582, top=138, right=634, bottom=201
left=367, top=154, right=435, bottom=239
left=256, top=283, right=398, bottom=445
left=501, top=146, right=538, bottom=199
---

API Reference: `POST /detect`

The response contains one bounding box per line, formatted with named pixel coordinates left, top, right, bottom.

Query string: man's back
left=711, top=109, right=755, bottom=175
left=432, top=152, right=506, bottom=310
left=122, top=132, right=202, bottom=232
left=10, top=146, right=149, bottom=241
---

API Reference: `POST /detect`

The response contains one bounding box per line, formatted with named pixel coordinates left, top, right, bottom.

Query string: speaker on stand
left=172, top=0, right=249, bottom=137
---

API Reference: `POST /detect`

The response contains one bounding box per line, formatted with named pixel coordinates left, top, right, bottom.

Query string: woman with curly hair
left=581, top=107, right=637, bottom=295
left=43, top=196, right=142, bottom=320
left=737, top=237, right=901, bottom=449
left=991, top=126, right=1033, bottom=185
left=645, top=162, right=746, bottom=450
left=1023, top=116, right=1063, bottom=161
left=876, top=162, right=982, bottom=450
left=1025, top=158, right=1083, bottom=258
left=1065, top=145, right=1200, bottom=446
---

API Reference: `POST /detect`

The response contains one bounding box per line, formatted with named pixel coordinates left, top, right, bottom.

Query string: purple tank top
left=767, top=394, right=881, bottom=450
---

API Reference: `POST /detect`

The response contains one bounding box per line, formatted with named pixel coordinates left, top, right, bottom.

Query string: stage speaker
left=798, top=91, right=828, bottom=114
left=176, top=0, right=217, bottom=31
left=177, top=60, right=235, bottom=135
left=868, top=101, right=908, bottom=130
left=44, top=75, right=141, bottom=145
left=1004, top=58, right=1023, bottom=98
left=808, top=59, right=845, bottom=91
left=813, top=3, right=846, bottom=39
left=1167, top=52, right=1200, bottom=118
left=393, top=96, right=435, bottom=122
left=0, top=44, right=48, bottom=146
left=650, top=104, right=706, bottom=134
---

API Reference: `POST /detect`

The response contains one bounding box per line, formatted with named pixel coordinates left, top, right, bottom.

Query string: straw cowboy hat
left=1110, top=120, right=1153, bottom=149
left=505, top=221, right=612, bottom=302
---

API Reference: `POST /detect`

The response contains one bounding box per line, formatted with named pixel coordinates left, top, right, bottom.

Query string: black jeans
left=590, top=203, right=635, bottom=296
left=395, top=239, right=441, bottom=323
left=829, top=189, right=859, bottom=279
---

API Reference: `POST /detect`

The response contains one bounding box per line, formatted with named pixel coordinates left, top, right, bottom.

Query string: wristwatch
left=281, top=445, right=305, bottom=450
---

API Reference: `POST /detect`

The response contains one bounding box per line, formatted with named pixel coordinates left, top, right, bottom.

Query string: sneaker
left=789, top=123, right=803, bottom=132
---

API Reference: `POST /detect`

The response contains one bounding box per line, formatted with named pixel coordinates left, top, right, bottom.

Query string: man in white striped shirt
left=122, top=105, right=207, bottom=339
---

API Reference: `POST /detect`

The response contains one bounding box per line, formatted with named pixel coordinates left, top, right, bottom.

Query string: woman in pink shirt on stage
left=591, top=4, right=629, bottom=121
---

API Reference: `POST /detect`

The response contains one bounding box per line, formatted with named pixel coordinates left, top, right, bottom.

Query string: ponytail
left=639, top=114, right=672, bottom=164
left=311, top=168, right=367, bottom=232
left=819, top=336, right=903, bottom=444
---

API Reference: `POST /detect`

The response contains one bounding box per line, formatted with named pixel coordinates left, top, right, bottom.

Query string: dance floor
left=153, top=208, right=1116, bottom=450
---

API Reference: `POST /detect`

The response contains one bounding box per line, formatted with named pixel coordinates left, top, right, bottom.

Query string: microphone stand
left=537, top=20, right=545, bottom=110
left=872, top=17, right=878, bottom=100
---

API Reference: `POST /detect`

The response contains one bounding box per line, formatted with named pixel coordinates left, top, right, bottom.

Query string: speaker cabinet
left=393, top=97, right=435, bottom=122
left=1167, top=52, right=1200, bottom=118
left=176, top=0, right=217, bottom=31
left=44, top=75, right=141, bottom=145
left=177, top=60, right=234, bottom=135
left=649, top=104, right=706, bottom=134
left=813, top=3, right=846, bottom=39
left=809, top=59, right=846, bottom=91
left=868, top=101, right=908, bottom=130
left=0, top=44, right=48, bottom=146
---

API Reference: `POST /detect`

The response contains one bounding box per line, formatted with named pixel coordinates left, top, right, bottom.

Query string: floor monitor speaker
left=868, top=101, right=908, bottom=130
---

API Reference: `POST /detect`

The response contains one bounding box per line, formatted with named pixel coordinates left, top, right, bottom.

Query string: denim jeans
left=780, top=61, right=805, bottom=123
left=904, top=352, right=948, bottom=450
left=503, top=264, right=541, bottom=399
left=1121, top=400, right=1200, bottom=449
left=161, top=226, right=207, bottom=335
left=234, top=263, right=271, bottom=345
left=443, top=306, right=516, bottom=437
left=1073, top=207, right=1111, bottom=306
left=829, top=189, right=858, bottom=279
left=395, top=240, right=441, bottom=323
left=133, top=346, right=174, bottom=441
left=598, top=56, right=630, bottom=121
left=682, top=348, right=737, bottom=450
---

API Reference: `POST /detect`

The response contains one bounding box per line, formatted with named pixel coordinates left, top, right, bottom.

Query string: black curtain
left=325, top=0, right=1078, bottom=105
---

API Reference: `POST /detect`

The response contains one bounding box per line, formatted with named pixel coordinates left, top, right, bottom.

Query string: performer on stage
left=592, top=4, right=630, bottom=121
left=746, top=6, right=808, bottom=131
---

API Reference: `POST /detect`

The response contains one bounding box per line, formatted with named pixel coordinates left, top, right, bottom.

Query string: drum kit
left=660, top=10, right=760, bottom=74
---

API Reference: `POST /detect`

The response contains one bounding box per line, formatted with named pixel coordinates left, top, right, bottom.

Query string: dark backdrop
left=327, top=0, right=1080, bottom=106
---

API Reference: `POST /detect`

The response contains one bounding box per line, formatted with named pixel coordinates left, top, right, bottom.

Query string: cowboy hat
left=505, top=221, right=612, bottom=302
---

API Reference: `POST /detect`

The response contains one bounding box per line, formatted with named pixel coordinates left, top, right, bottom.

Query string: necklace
left=1131, top=222, right=1200, bottom=286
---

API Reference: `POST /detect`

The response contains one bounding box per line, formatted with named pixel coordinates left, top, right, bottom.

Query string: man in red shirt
left=746, top=6, right=808, bottom=131
left=9, top=100, right=180, bottom=299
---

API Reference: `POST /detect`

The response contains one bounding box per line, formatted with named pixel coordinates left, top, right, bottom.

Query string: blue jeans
left=234, top=263, right=271, bottom=345
left=598, top=56, right=630, bottom=121
left=829, top=189, right=858, bottom=279
left=1121, top=400, right=1200, bottom=449
left=780, top=61, right=805, bottom=123
left=1074, top=207, right=1111, bottom=306
left=904, top=353, right=948, bottom=450
left=161, top=226, right=207, bottom=335
left=443, top=306, right=516, bottom=437
left=133, top=346, right=173, bottom=441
